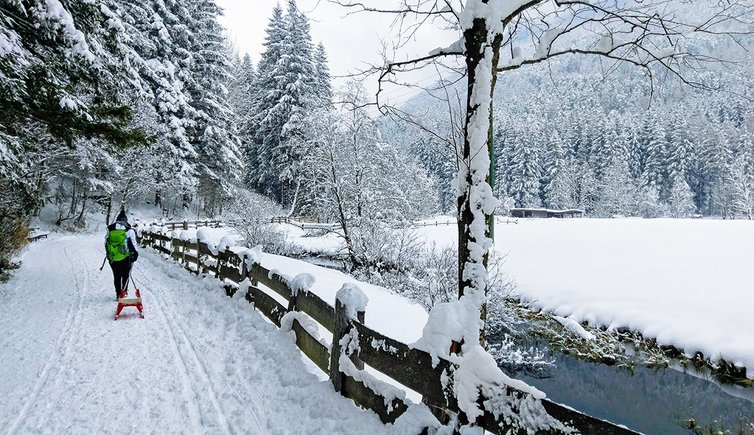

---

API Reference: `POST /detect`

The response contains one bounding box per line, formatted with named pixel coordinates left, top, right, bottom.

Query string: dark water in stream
left=509, top=351, right=754, bottom=434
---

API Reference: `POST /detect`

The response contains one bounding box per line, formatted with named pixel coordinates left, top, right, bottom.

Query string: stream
left=503, top=346, right=754, bottom=434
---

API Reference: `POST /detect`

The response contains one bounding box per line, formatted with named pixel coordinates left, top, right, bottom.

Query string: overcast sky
left=214, top=0, right=459, bottom=103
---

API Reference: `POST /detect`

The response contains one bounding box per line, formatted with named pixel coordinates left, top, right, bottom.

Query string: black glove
left=131, top=251, right=139, bottom=262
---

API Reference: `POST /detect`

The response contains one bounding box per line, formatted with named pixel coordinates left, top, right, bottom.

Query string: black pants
left=109, top=259, right=132, bottom=297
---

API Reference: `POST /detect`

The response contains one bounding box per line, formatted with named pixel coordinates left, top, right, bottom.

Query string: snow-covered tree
left=727, top=156, right=754, bottom=219
left=230, top=53, right=257, bottom=147
left=187, top=0, right=244, bottom=216
left=641, top=120, right=669, bottom=200
left=594, top=157, right=636, bottom=217
left=248, top=1, right=329, bottom=207
left=509, top=135, right=542, bottom=207
left=246, top=4, right=287, bottom=194
left=0, top=0, right=152, bottom=261
left=301, top=83, right=437, bottom=267
left=312, top=42, right=333, bottom=107
left=545, top=160, right=578, bottom=210
left=667, top=175, right=697, bottom=218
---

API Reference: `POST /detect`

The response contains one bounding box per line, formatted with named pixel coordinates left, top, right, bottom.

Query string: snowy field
left=0, top=234, right=433, bottom=434
left=411, top=217, right=754, bottom=377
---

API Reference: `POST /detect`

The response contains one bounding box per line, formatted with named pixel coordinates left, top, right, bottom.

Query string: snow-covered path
left=0, top=234, right=391, bottom=434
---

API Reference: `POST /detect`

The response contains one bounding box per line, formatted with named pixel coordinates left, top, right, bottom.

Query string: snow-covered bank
left=0, top=234, right=433, bottom=433
left=417, top=217, right=754, bottom=377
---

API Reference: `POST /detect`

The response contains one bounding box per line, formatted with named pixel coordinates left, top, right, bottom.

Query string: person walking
left=105, top=209, right=139, bottom=300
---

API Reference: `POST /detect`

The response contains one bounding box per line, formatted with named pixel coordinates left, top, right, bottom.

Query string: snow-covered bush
left=353, top=241, right=553, bottom=372
left=347, top=221, right=424, bottom=271
left=223, top=189, right=290, bottom=255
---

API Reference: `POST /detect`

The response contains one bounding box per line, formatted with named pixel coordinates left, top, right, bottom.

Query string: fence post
left=181, top=240, right=187, bottom=266
left=245, top=258, right=262, bottom=305
left=217, top=251, right=225, bottom=281
left=182, top=220, right=188, bottom=230
left=250, top=263, right=259, bottom=287
left=287, top=290, right=298, bottom=312
left=194, top=241, right=201, bottom=274
left=200, top=244, right=209, bottom=275
left=330, top=285, right=367, bottom=393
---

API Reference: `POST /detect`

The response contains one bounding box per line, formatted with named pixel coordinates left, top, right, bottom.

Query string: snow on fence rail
left=137, top=225, right=636, bottom=434
left=150, top=220, right=223, bottom=230
left=270, top=216, right=340, bottom=231
left=410, top=218, right=519, bottom=228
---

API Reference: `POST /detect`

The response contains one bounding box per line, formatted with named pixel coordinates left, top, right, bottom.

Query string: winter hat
left=116, top=209, right=128, bottom=223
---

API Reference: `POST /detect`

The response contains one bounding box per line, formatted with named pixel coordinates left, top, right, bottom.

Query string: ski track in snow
left=139, top=270, right=231, bottom=434
left=6, top=247, right=85, bottom=435
left=0, top=234, right=393, bottom=434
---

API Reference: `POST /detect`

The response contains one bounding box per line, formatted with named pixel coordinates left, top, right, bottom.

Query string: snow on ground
left=0, top=234, right=432, bottom=434
left=416, top=217, right=754, bottom=377
left=271, top=224, right=346, bottom=255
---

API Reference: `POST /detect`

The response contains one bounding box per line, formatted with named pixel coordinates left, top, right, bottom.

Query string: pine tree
left=545, top=160, right=578, bottom=210
left=270, top=0, right=318, bottom=206
left=641, top=118, right=669, bottom=200
left=590, top=117, right=616, bottom=180
left=248, top=4, right=289, bottom=196
left=667, top=112, right=693, bottom=182
left=116, top=0, right=202, bottom=206
left=727, top=139, right=754, bottom=219
left=702, top=127, right=735, bottom=216
left=186, top=0, right=244, bottom=215
left=667, top=175, right=697, bottom=218
left=595, top=156, right=636, bottom=217
left=509, top=134, right=542, bottom=207
left=542, top=130, right=567, bottom=208
left=230, top=53, right=256, bottom=141
left=575, top=164, right=598, bottom=214
left=630, top=115, right=653, bottom=180
left=248, top=1, right=324, bottom=207
left=313, top=42, right=333, bottom=107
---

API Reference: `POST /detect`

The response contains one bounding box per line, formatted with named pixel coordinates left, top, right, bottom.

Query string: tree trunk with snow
left=457, top=8, right=503, bottom=346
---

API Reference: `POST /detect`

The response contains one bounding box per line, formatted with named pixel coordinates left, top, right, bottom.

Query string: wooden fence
left=271, top=216, right=519, bottom=231
left=137, top=226, right=636, bottom=434
left=149, top=220, right=223, bottom=230
left=270, top=216, right=340, bottom=231
left=411, top=218, right=518, bottom=228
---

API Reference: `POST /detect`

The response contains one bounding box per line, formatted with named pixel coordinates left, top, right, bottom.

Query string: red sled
left=115, top=289, right=144, bottom=320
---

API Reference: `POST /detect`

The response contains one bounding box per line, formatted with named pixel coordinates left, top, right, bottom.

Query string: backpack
left=106, top=228, right=130, bottom=262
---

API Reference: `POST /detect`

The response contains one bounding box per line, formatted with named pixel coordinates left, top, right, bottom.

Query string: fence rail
left=137, top=224, right=635, bottom=434
left=270, top=216, right=340, bottom=231
left=411, top=218, right=519, bottom=227
left=147, top=220, right=223, bottom=230
left=271, top=217, right=519, bottom=231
